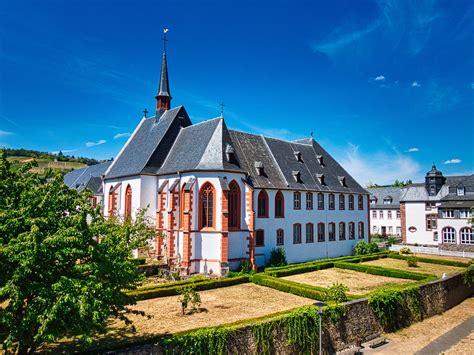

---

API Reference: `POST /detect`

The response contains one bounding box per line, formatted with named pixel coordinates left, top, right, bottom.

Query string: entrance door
left=381, top=226, right=387, bottom=236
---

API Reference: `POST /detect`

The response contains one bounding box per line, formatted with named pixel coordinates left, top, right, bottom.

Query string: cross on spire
left=220, top=102, right=225, bottom=117
left=143, top=108, right=149, bottom=117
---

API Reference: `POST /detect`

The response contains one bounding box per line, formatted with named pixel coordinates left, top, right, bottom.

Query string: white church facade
left=101, top=43, right=370, bottom=275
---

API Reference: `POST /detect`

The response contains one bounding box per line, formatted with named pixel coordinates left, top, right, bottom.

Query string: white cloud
left=374, top=75, right=385, bottom=81
left=405, top=147, right=419, bottom=152
left=114, top=132, right=131, bottom=139
left=338, top=144, right=421, bottom=186
left=443, top=159, right=462, bottom=164
left=0, top=130, right=13, bottom=136
left=85, top=139, right=106, bottom=148
left=412, top=81, right=421, bottom=87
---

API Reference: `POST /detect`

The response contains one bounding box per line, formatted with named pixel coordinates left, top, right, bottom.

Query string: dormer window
left=338, top=176, right=346, bottom=187
left=225, top=144, right=235, bottom=163
left=383, top=196, right=392, bottom=204
left=294, top=151, right=303, bottom=162
left=316, top=173, right=325, bottom=185
left=370, top=197, right=377, bottom=204
left=255, top=161, right=264, bottom=176
left=292, top=170, right=301, bottom=183
left=317, top=155, right=324, bottom=166
left=457, top=187, right=465, bottom=196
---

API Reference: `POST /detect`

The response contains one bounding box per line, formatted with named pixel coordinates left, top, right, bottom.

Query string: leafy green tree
left=0, top=151, right=155, bottom=354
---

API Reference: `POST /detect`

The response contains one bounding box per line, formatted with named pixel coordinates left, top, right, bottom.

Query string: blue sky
left=0, top=0, right=472, bottom=185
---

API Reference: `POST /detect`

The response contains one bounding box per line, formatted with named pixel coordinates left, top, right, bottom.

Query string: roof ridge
left=181, top=116, right=222, bottom=130
left=228, top=128, right=311, bottom=146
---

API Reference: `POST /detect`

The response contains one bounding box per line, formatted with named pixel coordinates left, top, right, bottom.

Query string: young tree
left=0, top=151, right=155, bottom=354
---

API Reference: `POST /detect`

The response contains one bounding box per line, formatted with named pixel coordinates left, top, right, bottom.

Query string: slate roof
left=105, top=106, right=191, bottom=179
left=366, top=187, right=402, bottom=209
left=157, top=52, right=171, bottom=98
left=158, top=118, right=242, bottom=175
left=229, top=130, right=366, bottom=193
left=400, top=175, right=474, bottom=202
left=64, top=161, right=112, bottom=194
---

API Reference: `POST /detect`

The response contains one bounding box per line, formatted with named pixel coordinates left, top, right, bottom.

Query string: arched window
left=179, top=185, right=186, bottom=229
left=339, top=222, right=346, bottom=240
left=358, top=195, right=364, bottom=210
left=317, top=223, right=325, bottom=242
left=306, top=192, right=313, bottom=210
left=200, top=182, right=215, bottom=229
left=348, top=195, right=354, bottom=210
left=306, top=223, right=314, bottom=243
left=294, top=191, right=301, bottom=210
left=358, top=222, right=364, bottom=239
left=328, top=223, right=335, bottom=241
left=228, top=180, right=241, bottom=229
left=460, top=228, right=473, bottom=245
left=276, top=228, right=284, bottom=246
left=339, top=194, right=345, bottom=210
left=442, top=227, right=456, bottom=244
left=275, top=190, right=285, bottom=218
left=257, top=190, right=269, bottom=218
left=108, top=186, right=117, bottom=216
left=329, top=194, right=335, bottom=210
left=124, top=184, right=132, bottom=219
left=348, top=222, right=355, bottom=239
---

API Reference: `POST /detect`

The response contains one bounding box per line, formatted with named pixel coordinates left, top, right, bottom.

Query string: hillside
left=3, top=148, right=107, bottom=174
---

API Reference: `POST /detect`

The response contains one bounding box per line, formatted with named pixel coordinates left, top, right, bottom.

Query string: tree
left=0, top=151, right=155, bottom=354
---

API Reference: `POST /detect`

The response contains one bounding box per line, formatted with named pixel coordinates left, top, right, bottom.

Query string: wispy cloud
left=85, top=139, right=107, bottom=148
left=0, top=130, right=14, bottom=136
left=375, top=75, right=386, bottom=81
left=412, top=81, right=421, bottom=87
left=0, top=113, right=22, bottom=128
left=338, top=143, right=421, bottom=186
left=405, top=147, right=419, bottom=152
left=114, top=132, right=131, bottom=139
left=443, top=158, right=462, bottom=164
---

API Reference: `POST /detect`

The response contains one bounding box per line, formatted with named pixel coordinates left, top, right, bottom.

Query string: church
left=102, top=42, right=370, bottom=275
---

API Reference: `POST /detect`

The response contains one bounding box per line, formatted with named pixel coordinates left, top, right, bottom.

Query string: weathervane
left=220, top=102, right=225, bottom=117
left=162, top=28, right=169, bottom=52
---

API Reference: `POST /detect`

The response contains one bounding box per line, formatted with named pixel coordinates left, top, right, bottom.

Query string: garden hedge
left=266, top=261, right=335, bottom=278
left=387, top=252, right=471, bottom=268
left=334, top=261, right=435, bottom=281
left=127, top=275, right=250, bottom=301
left=251, top=274, right=329, bottom=300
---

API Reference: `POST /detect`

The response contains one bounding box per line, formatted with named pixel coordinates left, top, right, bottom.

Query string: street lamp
left=313, top=301, right=328, bottom=354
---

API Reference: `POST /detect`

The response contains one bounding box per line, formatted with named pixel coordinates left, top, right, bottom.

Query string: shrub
left=267, top=247, right=287, bottom=267
left=399, top=247, right=412, bottom=254
left=177, top=286, right=201, bottom=315
left=129, top=257, right=147, bottom=265
left=387, top=236, right=398, bottom=246
left=388, top=253, right=470, bottom=267
left=239, top=260, right=254, bottom=274
left=251, top=274, right=328, bottom=300
left=407, top=256, right=418, bottom=267
left=325, top=282, right=349, bottom=303
left=463, top=265, right=474, bottom=286
left=367, top=242, right=379, bottom=254
left=354, top=241, right=368, bottom=255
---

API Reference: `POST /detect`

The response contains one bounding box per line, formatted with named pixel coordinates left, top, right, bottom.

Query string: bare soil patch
left=372, top=298, right=474, bottom=354
left=445, top=330, right=474, bottom=354
left=282, top=268, right=413, bottom=294
left=109, top=283, right=314, bottom=337
left=413, top=253, right=472, bottom=263
left=363, top=258, right=464, bottom=277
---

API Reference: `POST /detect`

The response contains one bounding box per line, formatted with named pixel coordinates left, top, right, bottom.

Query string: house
left=64, top=161, right=112, bottom=209
left=367, top=187, right=402, bottom=237
left=102, top=43, right=370, bottom=275
left=400, top=165, right=473, bottom=251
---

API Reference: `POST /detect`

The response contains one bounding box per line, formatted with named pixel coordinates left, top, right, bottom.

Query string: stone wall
left=107, top=272, right=473, bottom=354
left=440, top=243, right=474, bottom=253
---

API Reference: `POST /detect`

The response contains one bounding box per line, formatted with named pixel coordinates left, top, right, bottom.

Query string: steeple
left=425, top=164, right=446, bottom=196
left=155, top=29, right=171, bottom=114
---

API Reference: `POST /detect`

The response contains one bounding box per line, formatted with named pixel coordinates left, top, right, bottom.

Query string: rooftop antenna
left=162, top=28, right=169, bottom=52
left=220, top=102, right=225, bottom=117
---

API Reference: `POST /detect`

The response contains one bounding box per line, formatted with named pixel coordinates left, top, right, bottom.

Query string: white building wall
left=437, top=217, right=472, bottom=244
left=254, top=191, right=369, bottom=267
left=370, top=208, right=401, bottom=236
left=405, top=202, right=438, bottom=245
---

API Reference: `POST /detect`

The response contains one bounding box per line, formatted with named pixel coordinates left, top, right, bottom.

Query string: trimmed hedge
left=265, top=255, right=355, bottom=273
left=251, top=274, right=328, bottom=300
left=388, top=252, right=471, bottom=268
left=127, top=276, right=250, bottom=301
left=129, top=257, right=147, bottom=265
left=267, top=262, right=334, bottom=278
left=133, top=275, right=209, bottom=292
left=334, top=261, right=435, bottom=281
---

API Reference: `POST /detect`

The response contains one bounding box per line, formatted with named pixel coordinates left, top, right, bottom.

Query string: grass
left=7, top=156, right=86, bottom=173
left=363, top=258, right=465, bottom=277
left=281, top=268, right=414, bottom=294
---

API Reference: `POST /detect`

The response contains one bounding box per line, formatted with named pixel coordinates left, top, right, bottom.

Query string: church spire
left=155, top=28, right=171, bottom=114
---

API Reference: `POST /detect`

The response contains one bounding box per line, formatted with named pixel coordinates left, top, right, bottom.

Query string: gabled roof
left=64, top=161, right=112, bottom=194
left=366, top=186, right=402, bottom=208
left=229, top=130, right=366, bottom=193
left=158, top=117, right=242, bottom=175
left=105, top=106, right=191, bottom=179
